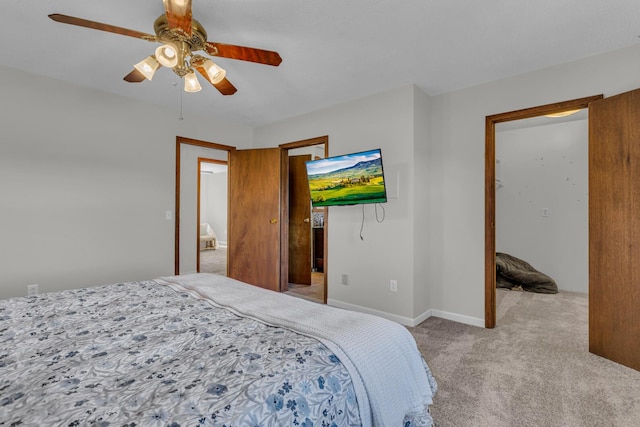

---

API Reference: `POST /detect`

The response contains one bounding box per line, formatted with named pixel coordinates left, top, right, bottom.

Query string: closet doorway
left=485, top=95, right=602, bottom=328
left=174, top=136, right=234, bottom=275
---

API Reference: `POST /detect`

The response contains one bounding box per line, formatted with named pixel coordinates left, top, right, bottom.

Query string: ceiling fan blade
left=48, top=14, right=156, bottom=41
left=194, top=66, right=237, bottom=95
left=163, top=0, right=193, bottom=36
left=212, top=78, right=238, bottom=96
left=205, top=42, right=282, bottom=66
left=123, top=69, right=147, bottom=83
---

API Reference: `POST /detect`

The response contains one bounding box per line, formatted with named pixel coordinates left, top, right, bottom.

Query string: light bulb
left=155, top=43, right=179, bottom=68
left=544, top=109, right=582, bottom=118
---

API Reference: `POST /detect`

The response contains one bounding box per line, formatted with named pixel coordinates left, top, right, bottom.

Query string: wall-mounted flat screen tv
left=305, top=148, right=388, bottom=207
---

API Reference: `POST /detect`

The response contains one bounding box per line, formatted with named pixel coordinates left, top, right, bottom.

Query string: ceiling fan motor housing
left=153, top=15, right=209, bottom=52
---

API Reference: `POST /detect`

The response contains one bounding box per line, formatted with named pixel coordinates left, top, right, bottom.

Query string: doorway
left=197, top=158, right=228, bottom=275
left=494, top=113, right=590, bottom=311
left=174, top=135, right=327, bottom=301
left=174, top=136, right=235, bottom=275
left=484, top=95, right=602, bottom=328
left=280, top=136, right=328, bottom=304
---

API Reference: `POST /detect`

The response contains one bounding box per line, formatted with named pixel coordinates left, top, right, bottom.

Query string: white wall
left=412, top=89, right=432, bottom=320
left=254, top=86, right=422, bottom=322
left=428, top=43, right=640, bottom=321
left=496, top=119, right=588, bottom=293
left=0, top=65, right=252, bottom=299
left=201, top=171, right=228, bottom=246
left=5, top=42, right=640, bottom=325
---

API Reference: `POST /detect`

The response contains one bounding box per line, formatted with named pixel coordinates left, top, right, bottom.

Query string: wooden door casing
left=588, top=88, right=640, bottom=371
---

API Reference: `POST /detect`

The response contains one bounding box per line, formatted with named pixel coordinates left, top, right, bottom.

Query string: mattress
left=0, top=273, right=437, bottom=426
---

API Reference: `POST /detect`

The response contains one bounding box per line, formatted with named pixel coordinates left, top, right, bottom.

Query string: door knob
left=303, top=218, right=310, bottom=223
left=270, top=218, right=278, bottom=224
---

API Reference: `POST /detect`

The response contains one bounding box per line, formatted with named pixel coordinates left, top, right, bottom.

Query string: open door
left=288, top=155, right=312, bottom=285
left=589, top=88, right=640, bottom=371
left=228, top=147, right=281, bottom=291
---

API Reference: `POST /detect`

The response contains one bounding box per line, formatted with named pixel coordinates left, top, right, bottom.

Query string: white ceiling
left=2, top=0, right=639, bottom=127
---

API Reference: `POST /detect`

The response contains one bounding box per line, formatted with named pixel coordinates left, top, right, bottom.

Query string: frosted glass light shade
left=202, top=59, right=226, bottom=84
left=155, top=43, right=179, bottom=68
left=184, top=71, right=202, bottom=92
left=133, top=56, right=161, bottom=80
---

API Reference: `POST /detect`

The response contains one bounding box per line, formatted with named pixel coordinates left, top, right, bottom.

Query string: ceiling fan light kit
left=48, top=0, right=282, bottom=96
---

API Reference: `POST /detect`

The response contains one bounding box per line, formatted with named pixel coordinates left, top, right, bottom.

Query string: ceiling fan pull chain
left=179, top=81, right=184, bottom=121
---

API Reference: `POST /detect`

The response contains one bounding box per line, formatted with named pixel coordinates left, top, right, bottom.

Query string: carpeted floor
left=286, top=272, right=325, bottom=303
left=199, top=246, right=227, bottom=275
left=409, top=289, right=640, bottom=427
left=200, top=249, right=325, bottom=303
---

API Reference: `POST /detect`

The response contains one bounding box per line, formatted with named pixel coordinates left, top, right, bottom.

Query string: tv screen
left=305, top=148, right=388, bottom=207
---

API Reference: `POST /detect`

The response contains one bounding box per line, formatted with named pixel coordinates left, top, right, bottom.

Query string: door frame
left=279, top=136, right=329, bottom=301
left=196, top=157, right=228, bottom=273
left=484, top=95, right=602, bottom=328
left=175, top=136, right=236, bottom=275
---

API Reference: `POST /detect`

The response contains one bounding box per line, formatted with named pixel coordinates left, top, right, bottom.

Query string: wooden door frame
left=484, top=95, right=602, bottom=328
left=196, top=157, right=228, bottom=273
left=279, top=136, right=329, bottom=301
left=175, top=136, right=236, bottom=275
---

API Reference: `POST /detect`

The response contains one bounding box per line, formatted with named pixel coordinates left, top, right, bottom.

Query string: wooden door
left=228, top=148, right=281, bottom=291
left=589, top=88, right=640, bottom=371
left=288, top=155, right=312, bottom=285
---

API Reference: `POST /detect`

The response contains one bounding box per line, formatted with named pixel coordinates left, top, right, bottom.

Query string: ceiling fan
left=48, top=0, right=282, bottom=96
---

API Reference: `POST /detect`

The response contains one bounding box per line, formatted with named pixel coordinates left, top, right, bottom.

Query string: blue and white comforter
left=0, top=274, right=436, bottom=426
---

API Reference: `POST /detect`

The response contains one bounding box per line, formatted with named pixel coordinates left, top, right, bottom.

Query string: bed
left=0, top=273, right=437, bottom=426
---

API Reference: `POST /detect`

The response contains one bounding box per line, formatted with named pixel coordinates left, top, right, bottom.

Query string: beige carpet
left=200, top=250, right=325, bottom=304
left=409, top=289, right=640, bottom=427
left=286, top=272, right=325, bottom=303
left=199, top=246, right=227, bottom=276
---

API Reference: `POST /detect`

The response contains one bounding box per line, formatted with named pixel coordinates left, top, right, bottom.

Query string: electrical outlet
left=341, top=274, right=349, bottom=285
left=390, top=279, right=398, bottom=292
left=27, top=284, right=39, bottom=296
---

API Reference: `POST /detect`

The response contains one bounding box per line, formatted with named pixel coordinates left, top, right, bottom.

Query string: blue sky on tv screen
left=306, top=149, right=381, bottom=175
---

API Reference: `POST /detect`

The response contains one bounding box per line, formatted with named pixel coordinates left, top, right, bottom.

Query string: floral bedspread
left=0, top=281, right=363, bottom=426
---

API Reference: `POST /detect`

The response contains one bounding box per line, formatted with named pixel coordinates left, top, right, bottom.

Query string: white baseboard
left=327, top=299, right=418, bottom=326
left=429, top=309, right=485, bottom=328
left=327, top=298, right=484, bottom=328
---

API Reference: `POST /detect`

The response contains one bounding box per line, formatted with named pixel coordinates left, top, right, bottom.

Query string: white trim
left=327, top=299, right=485, bottom=328
left=327, top=299, right=417, bottom=326
left=430, top=309, right=485, bottom=328
left=413, top=309, right=432, bottom=326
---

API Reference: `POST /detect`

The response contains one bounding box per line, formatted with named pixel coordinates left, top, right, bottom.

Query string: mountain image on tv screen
left=305, top=149, right=387, bottom=206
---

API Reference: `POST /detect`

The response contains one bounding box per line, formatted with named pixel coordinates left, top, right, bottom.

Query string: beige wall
left=428, top=43, right=640, bottom=322
left=253, top=85, right=428, bottom=324
left=3, top=43, right=640, bottom=326
left=0, top=65, right=252, bottom=299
